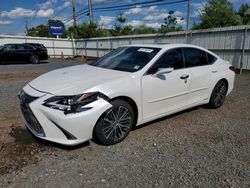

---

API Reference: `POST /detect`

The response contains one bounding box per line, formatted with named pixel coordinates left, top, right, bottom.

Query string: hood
left=29, top=64, right=129, bottom=95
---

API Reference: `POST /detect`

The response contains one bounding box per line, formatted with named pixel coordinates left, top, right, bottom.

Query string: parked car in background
left=0, top=43, right=48, bottom=64
left=19, top=44, right=235, bottom=146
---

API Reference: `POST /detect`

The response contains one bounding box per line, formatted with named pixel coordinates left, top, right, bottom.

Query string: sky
left=0, top=0, right=249, bottom=35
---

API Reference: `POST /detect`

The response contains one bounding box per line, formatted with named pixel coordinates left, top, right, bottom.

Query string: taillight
left=229, top=66, right=235, bottom=72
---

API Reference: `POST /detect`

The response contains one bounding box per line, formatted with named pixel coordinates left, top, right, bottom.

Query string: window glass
left=91, top=47, right=160, bottom=72
left=153, top=48, right=184, bottom=70
left=25, top=45, right=35, bottom=50
left=4, top=44, right=15, bottom=51
left=184, top=48, right=209, bottom=67
left=207, top=52, right=216, bottom=64
left=16, top=44, right=25, bottom=50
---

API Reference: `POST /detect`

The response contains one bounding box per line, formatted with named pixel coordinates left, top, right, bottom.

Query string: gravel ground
left=0, top=63, right=249, bottom=187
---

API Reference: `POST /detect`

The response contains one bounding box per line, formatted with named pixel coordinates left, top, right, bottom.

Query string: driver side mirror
left=153, top=67, right=174, bottom=77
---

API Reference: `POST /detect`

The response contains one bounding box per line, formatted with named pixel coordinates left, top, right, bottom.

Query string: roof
left=125, top=43, right=220, bottom=59
left=126, top=43, right=203, bottom=49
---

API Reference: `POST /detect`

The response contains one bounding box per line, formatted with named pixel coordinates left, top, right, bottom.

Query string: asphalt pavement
left=0, top=58, right=83, bottom=73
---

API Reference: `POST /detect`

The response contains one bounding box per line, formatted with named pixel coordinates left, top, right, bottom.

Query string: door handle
left=180, top=75, right=189, bottom=79
left=212, top=70, right=218, bottom=73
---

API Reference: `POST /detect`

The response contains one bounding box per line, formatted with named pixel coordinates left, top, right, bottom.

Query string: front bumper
left=19, top=85, right=112, bottom=146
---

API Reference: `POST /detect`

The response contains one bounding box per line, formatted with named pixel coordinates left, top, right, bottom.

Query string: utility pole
left=186, top=0, right=190, bottom=32
left=25, top=20, right=28, bottom=35
left=185, top=0, right=190, bottom=43
left=72, top=0, right=77, bottom=28
left=88, top=0, right=93, bottom=24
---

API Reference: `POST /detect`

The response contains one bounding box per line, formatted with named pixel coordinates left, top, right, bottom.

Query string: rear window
left=184, top=48, right=209, bottom=67
left=206, top=52, right=217, bottom=64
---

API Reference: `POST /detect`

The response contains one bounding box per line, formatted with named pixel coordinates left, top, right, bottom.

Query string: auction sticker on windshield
left=138, top=48, right=154, bottom=53
left=133, top=65, right=140, bottom=70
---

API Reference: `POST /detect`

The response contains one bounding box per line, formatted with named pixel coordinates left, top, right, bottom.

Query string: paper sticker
left=138, top=48, right=154, bottom=53
left=133, top=65, right=140, bottom=70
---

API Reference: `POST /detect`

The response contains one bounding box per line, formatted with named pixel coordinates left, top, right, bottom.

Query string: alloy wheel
left=212, top=81, right=227, bottom=107
left=30, top=55, right=39, bottom=64
left=102, top=105, right=132, bottom=141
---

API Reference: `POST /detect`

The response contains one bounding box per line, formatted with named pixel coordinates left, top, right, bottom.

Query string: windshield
left=90, top=46, right=161, bottom=72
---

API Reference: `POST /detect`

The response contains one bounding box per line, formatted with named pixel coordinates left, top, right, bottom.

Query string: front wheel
left=93, top=99, right=135, bottom=145
left=209, top=80, right=228, bottom=109
left=29, top=55, right=40, bottom=64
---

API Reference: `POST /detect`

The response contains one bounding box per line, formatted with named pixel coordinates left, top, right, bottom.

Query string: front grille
left=19, top=90, right=45, bottom=137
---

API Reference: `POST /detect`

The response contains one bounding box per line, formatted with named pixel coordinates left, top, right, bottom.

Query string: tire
left=93, top=99, right=135, bottom=145
left=209, top=80, right=228, bottom=109
left=29, top=55, right=40, bottom=64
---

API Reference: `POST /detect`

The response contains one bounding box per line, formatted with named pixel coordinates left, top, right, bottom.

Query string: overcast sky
left=0, top=0, right=248, bottom=35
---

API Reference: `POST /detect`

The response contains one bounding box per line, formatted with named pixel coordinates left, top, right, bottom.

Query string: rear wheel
left=93, top=99, right=135, bottom=145
left=29, top=55, right=39, bottom=64
left=209, top=80, right=228, bottom=109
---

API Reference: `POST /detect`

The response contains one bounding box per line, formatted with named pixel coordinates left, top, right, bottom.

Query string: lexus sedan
left=0, top=43, right=48, bottom=64
left=18, top=44, right=235, bottom=146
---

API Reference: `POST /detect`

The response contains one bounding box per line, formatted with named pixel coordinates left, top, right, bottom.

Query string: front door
left=141, top=48, right=190, bottom=120
left=3, top=44, right=16, bottom=62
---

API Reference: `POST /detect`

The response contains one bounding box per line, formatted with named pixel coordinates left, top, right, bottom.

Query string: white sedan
left=19, top=44, right=235, bottom=146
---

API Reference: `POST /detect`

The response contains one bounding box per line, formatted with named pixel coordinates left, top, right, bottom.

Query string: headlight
left=43, top=92, right=109, bottom=114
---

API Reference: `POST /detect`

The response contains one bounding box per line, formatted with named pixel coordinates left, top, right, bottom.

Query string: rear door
left=25, top=44, right=36, bottom=61
left=183, top=47, right=217, bottom=105
left=15, top=44, right=28, bottom=62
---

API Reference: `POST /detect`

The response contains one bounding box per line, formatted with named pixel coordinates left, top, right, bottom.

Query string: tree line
left=27, top=0, right=250, bottom=39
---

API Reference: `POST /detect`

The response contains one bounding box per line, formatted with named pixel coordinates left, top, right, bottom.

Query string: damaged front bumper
left=18, top=84, right=112, bottom=146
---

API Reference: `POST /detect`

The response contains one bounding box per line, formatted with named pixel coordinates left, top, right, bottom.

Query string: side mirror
left=154, top=67, right=174, bottom=76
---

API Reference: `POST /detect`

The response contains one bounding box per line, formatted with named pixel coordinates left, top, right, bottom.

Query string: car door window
left=16, top=44, right=25, bottom=50
left=183, top=48, right=209, bottom=67
left=24, top=45, right=35, bottom=50
left=4, top=44, right=15, bottom=51
left=206, top=52, right=217, bottom=64
left=148, top=48, right=184, bottom=74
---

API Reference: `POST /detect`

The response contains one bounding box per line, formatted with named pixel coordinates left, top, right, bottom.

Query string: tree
left=133, top=26, right=156, bottom=35
left=160, top=10, right=182, bottom=32
left=26, top=24, right=49, bottom=37
left=117, top=13, right=127, bottom=24
left=193, top=0, right=242, bottom=29
left=111, top=13, right=132, bottom=36
left=67, top=22, right=111, bottom=39
left=238, top=4, right=250, bottom=25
